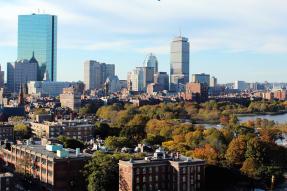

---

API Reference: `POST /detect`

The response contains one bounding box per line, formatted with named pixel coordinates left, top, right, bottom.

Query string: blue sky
left=0, top=0, right=287, bottom=83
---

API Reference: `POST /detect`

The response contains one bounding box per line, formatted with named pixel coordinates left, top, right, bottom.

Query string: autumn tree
left=225, top=135, right=247, bottom=166
left=192, top=144, right=219, bottom=165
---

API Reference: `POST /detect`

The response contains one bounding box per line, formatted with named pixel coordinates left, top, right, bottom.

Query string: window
left=149, top=167, right=152, bottom=173
left=183, top=176, right=186, bottom=182
left=197, top=174, right=201, bottom=180
left=42, top=168, right=47, bottom=174
left=136, top=177, right=139, bottom=183
left=136, top=168, right=140, bottom=175
left=47, top=170, right=52, bottom=177
left=136, top=185, right=140, bottom=191
left=142, top=167, right=146, bottom=174
left=182, top=167, right=186, bottom=174
left=143, top=176, right=146, bottom=183
left=155, top=183, right=158, bottom=189
left=149, top=175, right=152, bottom=182
left=149, top=184, right=153, bottom=190
left=142, top=184, right=146, bottom=191
left=155, top=166, right=159, bottom=173
left=155, top=175, right=158, bottom=181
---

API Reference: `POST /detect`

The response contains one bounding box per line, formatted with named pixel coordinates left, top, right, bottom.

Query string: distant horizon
left=0, top=0, right=287, bottom=83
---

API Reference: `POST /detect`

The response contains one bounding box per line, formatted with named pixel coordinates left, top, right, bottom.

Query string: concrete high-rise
left=18, top=14, right=57, bottom=81
left=170, top=36, right=190, bottom=92
left=84, top=60, right=115, bottom=90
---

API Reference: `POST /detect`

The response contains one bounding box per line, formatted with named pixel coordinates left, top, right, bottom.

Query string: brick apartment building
left=0, top=123, right=14, bottom=142
left=119, top=148, right=205, bottom=191
left=0, top=142, right=91, bottom=191
left=30, top=120, right=94, bottom=141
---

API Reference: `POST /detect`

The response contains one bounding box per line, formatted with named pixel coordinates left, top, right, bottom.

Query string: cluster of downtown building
left=0, top=12, right=286, bottom=191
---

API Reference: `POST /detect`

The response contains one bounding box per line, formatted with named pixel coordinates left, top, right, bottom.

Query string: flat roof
left=120, top=156, right=205, bottom=166
left=13, top=144, right=92, bottom=160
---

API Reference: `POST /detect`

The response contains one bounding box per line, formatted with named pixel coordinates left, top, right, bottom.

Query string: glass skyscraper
left=18, top=14, right=57, bottom=81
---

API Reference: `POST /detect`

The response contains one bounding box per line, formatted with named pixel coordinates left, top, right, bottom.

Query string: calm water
left=239, top=113, right=287, bottom=124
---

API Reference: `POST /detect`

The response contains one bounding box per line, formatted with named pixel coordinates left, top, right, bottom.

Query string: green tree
left=14, top=123, right=31, bottom=139
left=57, top=136, right=85, bottom=150
left=104, top=136, right=131, bottom=151
left=84, top=152, right=119, bottom=191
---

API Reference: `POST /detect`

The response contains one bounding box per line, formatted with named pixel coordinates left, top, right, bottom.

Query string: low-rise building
left=0, top=143, right=91, bottom=191
left=119, top=148, right=205, bottom=191
left=31, top=120, right=94, bottom=141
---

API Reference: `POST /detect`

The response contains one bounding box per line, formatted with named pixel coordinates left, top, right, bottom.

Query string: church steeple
left=18, top=83, right=24, bottom=106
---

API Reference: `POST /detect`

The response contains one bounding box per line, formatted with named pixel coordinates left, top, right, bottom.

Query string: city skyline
left=0, top=0, right=287, bottom=83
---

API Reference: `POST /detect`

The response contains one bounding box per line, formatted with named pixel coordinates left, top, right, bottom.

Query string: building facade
left=0, top=143, right=91, bottom=191
left=60, top=87, right=81, bottom=112
left=119, top=148, right=205, bottom=191
left=192, top=74, right=210, bottom=86
left=84, top=60, right=115, bottom=90
left=0, top=124, right=14, bottom=141
left=0, top=172, right=14, bottom=191
left=182, top=82, right=209, bottom=102
left=210, top=76, right=218, bottom=88
left=0, top=65, right=4, bottom=88
left=170, top=36, right=190, bottom=92
left=154, top=72, right=169, bottom=91
left=18, top=14, right=57, bottom=81
left=27, top=81, right=73, bottom=97
left=7, top=56, right=38, bottom=93
left=234, top=81, right=247, bottom=91
left=30, top=120, right=94, bottom=141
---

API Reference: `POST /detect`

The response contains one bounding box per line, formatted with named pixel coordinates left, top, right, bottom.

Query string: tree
left=192, top=144, right=219, bottom=165
left=240, top=158, right=261, bottom=178
left=14, top=123, right=31, bottom=139
left=94, top=122, right=110, bottom=139
left=57, top=136, right=85, bottom=150
left=225, top=135, right=247, bottom=166
left=84, top=152, right=119, bottom=191
left=104, top=136, right=131, bottom=151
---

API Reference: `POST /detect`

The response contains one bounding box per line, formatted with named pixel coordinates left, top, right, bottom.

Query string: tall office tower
left=0, top=65, right=4, bottom=88
left=18, top=14, right=57, bottom=81
left=127, top=67, right=154, bottom=92
left=170, top=36, right=190, bottom=92
left=7, top=54, right=38, bottom=93
left=144, top=53, right=158, bottom=73
left=127, top=68, right=144, bottom=92
left=192, top=73, right=211, bottom=86
left=84, top=60, right=115, bottom=90
left=210, top=76, right=218, bottom=88
left=154, top=72, right=169, bottom=91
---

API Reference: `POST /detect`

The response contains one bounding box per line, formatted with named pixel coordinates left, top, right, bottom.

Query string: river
left=238, top=113, right=287, bottom=124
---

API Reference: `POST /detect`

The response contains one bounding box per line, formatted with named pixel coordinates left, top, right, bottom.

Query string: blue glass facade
left=18, top=14, right=57, bottom=81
